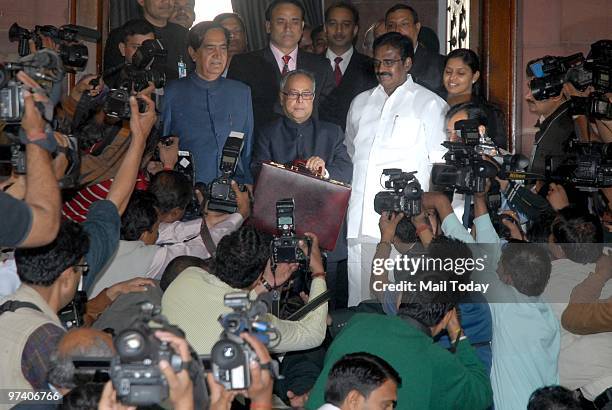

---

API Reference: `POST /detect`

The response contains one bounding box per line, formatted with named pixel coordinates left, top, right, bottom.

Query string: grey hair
left=48, top=334, right=114, bottom=389
left=279, top=69, right=316, bottom=94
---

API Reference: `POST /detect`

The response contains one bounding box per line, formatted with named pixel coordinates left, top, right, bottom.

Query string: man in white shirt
left=317, top=352, right=400, bottom=410
left=541, top=206, right=612, bottom=404
left=345, top=31, right=447, bottom=305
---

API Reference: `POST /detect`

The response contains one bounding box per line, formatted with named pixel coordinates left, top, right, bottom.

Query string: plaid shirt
left=21, top=323, right=64, bottom=389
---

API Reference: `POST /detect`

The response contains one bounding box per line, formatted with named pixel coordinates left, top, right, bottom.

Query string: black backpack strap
left=0, top=300, right=43, bottom=316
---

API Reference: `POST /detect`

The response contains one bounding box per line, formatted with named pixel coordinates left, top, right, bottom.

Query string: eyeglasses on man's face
left=373, top=58, right=403, bottom=68
left=282, top=90, right=315, bottom=100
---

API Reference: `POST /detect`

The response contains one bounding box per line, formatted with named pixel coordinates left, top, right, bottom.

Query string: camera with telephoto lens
left=431, top=119, right=532, bottom=193
left=103, top=39, right=165, bottom=119
left=9, top=23, right=100, bottom=71
left=206, top=292, right=281, bottom=390
left=207, top=132, right=246, bottom=213
left=547, top=141, right=612, bottom=189
left=271, top=198, right=311, bottom=265
left=110, top=303, right=184, bottom=406
left=373, top=168, right=423, bottom=216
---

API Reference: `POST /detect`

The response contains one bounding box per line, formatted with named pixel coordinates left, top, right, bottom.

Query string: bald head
left=49, top=329, right=114, bottom=390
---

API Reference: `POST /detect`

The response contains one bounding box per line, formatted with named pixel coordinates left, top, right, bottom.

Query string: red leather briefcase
left=251, top=161, right=351, bottom=251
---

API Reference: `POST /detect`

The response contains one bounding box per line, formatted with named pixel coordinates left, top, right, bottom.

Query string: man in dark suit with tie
left=227, top=0, right=335, bottom=132
left=385, top=4, right=445, bottom=96
left=252, top=69, right=353, bottom=310
left=320, top=2, right=378, bottom=131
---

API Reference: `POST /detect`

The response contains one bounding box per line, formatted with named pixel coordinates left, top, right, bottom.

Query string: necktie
left=334, top=56, right=343, bottom=86
left=282, top=55, right=291, bottom=75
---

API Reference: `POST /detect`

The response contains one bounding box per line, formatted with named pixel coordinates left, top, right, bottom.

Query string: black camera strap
left=285, top=290, right=331, bottom=321
left=0, top=300, right=43, bottom=316
left=199, top=219, right=217, bottom=257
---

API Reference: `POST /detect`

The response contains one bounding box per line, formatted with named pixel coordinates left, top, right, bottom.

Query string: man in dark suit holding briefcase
left=252, top=69, right=353, bottom=309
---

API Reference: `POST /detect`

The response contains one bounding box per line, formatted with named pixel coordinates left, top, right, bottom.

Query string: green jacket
left=306, top=313, right=492, bottom=410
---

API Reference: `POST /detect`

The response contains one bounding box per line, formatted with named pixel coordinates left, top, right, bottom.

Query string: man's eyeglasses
left=282, top=91, right=315, bottom=100
left=74, top=263, right=89, bottom=276
left=373, top=58, right=402, bottom=68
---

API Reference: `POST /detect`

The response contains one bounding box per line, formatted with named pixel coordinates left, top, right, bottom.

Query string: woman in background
left=443, top=48, right=508, bottom=149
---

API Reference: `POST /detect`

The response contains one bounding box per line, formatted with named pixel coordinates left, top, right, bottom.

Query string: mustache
left=376, top=72, right=391, bottom=78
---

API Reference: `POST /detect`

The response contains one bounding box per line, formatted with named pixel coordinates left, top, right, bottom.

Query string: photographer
left=103, top=0, right=193, bottom=87
left=162, top=225, right=328, bottom=355
left=524, top=57, right=577, bottom=177
left=422, top=188, right=560, bottom=410
left=0, top=72, right=61, bottom=248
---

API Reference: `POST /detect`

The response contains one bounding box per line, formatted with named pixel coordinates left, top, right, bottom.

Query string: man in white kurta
left=344, top=32, right=448, bottom=306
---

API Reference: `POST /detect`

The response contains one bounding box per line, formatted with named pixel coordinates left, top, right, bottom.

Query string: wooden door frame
left=481, top=0, right=520, bottom=152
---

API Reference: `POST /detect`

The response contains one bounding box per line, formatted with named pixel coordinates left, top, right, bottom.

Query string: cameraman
left=524, top=57, right=576, bottom=177
left=162, top=225, right=328, bottom=355
left=103, top=0, right=193, bottom=87
left=0, top=72, right=61, bottom=248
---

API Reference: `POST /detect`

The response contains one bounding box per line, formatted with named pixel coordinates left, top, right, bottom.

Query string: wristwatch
left=261, top=277, right=274, bottom=291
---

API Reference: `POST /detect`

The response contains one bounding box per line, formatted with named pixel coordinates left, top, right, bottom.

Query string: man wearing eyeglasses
left=344, top=32, right=447, bottom=306
left=252, top=70, right=352, bottom=315
left=252, top=69, right=352, bottom=184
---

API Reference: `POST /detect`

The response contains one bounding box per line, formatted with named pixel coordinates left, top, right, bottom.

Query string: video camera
left=547, top=141, right=612, bottom=189
left=0, top=49, right=64, bottom=123
left=431, top=120, right=532, bottom=194
left=103, top=39, right=166, bottom=120
left=206, top=292, right=281, bottom=390
left=109, top=303, right=185, bottom=406
left=528, top=40, right=612, bottom=100
left=569, top=93, right=612, bottom=120
left=271, top=198, right=311, bottom=264
left=373, top=168, right=423, bottom=216
left=207, top=132, right=246, bottom=213
left=9, top=23, right=100, bottom=71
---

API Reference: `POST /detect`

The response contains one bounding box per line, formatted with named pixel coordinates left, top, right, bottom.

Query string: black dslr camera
left=110, top=303, right=184, bottom=406
left=104, top=39, right=166, bottom=120
left=207, top=292, right=281, bottom=390
left=374, top=168, right=423, bottom=216
left=207, top=132, right=246, bottom=213
left=271, top=198, right=311, bottom=264
left=57, top=290, right=87, bottom=329
left=9, top=23, right=100, bottom=71
left=548, top=141, right=612, bottom=189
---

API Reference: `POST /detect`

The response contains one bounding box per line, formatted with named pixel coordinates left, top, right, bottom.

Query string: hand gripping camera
left=271, top=198, right=311, bottom=264
left=374, top=169, right=423, bottom=216
left=103, top=39, right=166, bottom=120
left=207, top=132, right=247, bottom=213
left=208, top=293, right=281, bottom=390
left=110, top=303, right=184, bottom=406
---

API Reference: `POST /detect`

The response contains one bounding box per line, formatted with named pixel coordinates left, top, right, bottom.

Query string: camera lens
left=115, top=329, right=147, bottom=361
left=211, top=339, right=245, bottom=369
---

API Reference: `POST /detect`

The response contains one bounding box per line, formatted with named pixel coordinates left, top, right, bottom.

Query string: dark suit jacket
left=320, top=50, right=378, bottom=131
left=411, top=44, right=445, bottom=96
left=252, top=116, right=353, bottom=259
left=252, top=116, right=353, bottom=185
left=227, top=47, right=336, bottom=132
